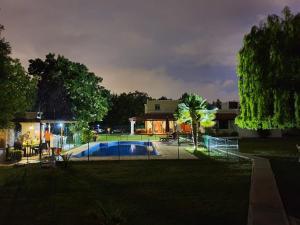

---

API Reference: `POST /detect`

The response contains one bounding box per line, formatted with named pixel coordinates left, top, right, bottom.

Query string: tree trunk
left=192, top=121, right=198, bottom=151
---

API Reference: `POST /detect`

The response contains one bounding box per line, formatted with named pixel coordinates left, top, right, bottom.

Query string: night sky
left=1, top=0, right=299, bottom=101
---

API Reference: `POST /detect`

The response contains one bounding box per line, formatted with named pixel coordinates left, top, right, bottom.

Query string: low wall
left=238, top=128, right=282, bottom=138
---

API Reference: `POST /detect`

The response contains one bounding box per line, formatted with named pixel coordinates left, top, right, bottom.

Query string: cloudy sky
left=1, top=0, right=300, bottom=101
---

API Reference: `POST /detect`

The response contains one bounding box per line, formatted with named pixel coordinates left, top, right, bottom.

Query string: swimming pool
left=74, top=141, right=158, bottom=157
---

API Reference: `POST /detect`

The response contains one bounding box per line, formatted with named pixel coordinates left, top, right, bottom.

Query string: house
left=129, top=99, right=191, bottom=135
left=129, top=99, right=282, bottom=137
left=214, top=101, right=239, bottom=135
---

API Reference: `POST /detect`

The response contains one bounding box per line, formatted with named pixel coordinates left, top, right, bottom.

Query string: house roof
left=13, top=112, right=76, bottom=123
left=129, top=113, right=175, bottom=121
left=129, top=112, right=237, bottom=122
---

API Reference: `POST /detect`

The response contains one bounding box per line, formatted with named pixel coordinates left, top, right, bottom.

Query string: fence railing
left=202, top=135, right=243, bottom=161
left=96, top=134, right=165, bottom=142
left=202, top=135, right=239, bottom=151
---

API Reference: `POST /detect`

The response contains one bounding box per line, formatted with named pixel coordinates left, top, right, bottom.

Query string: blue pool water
left=74, top=141, right=158, bottom=157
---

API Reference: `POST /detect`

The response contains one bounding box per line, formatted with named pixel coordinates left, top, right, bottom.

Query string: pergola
left=14, top=113, right=76, bottom=158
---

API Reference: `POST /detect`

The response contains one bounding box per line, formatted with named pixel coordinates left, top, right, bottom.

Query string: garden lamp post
left=37, top=111, right=42, bottom=161
left=59, top=123, right=64, bottom=150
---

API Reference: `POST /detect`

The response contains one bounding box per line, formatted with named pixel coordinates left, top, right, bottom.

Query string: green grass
left=97, top=134, right=165, bottom=142
left=0, top=160, right=251, bottom=225
left=186, top=147, right=245, bottom=162
left=270, top=158, right=300, bottom=218
left=239, top=137, right=299, bottom=157
left=238, top=137, right=300, bottom=218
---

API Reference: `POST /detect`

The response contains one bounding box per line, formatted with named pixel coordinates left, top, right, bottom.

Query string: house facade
left=129, top=99, right=237, bottom=135
left=129, top=99, right=282, bottom=137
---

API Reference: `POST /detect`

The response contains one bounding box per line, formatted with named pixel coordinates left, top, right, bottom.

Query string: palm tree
left=175, top=93, right=217, bottom=151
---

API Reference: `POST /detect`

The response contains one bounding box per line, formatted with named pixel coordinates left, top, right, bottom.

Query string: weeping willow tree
left=236, top=7, right=300, bottom=129
left=175, top=93, right=217, bottom=150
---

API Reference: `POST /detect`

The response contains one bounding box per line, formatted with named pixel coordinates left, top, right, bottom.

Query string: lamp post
left=59, top=123, right=63, bottom=150
left=37, top=111, right=42, bottom=161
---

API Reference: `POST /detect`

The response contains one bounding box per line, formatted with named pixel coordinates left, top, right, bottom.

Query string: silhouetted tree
left=28, top=53, right=108, bottom=128
left=0, top=24, right=36, bottom=128
left=102, top=91, right=150, bottom=127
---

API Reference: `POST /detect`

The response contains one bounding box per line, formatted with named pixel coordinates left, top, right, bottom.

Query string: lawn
left=97, top=134, right=165, bottom=142
left=0, top=160, right=251, bottom=225
left=270, top=158, right=300, bottom=219
left=238, top=137, right=300, bottom=219
left=239, top=137, right=299, bottom=157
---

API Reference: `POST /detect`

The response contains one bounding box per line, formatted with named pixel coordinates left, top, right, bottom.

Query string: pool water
left=74, top=141, right=158, bottom=157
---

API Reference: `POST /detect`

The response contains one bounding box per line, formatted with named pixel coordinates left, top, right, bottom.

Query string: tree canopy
left=0, top=25, right=36, bottom=128
left=102, top=91, right=149, bottom=128
left=236, top=7, right=300, bottom=129
left=28, top=53, right=108, bottom=128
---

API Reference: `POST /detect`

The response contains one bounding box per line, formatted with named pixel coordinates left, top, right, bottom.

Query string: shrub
left=92, top=202, right=126, bottom=225
left=13, top=141, right=23, bottom=150
left=257, top=129, right=271, bottom=138
left=9, top=150, right=23, bottom=161
left=81, top=129, right=94, bottom=144
left=58, top=153, right=73, bottom=169
left=230, top=131, right=239, bottom=137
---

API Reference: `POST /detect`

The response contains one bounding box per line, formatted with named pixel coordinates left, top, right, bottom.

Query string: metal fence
left=11, top=133, right=248, bottom=163
left=202, top=135, right=243, bottom=161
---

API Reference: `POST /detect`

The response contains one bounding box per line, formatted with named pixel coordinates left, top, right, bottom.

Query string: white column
left=130, top=120, right=136, bottom=135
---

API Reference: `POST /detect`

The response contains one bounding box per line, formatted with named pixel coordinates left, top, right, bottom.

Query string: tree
left=102, top=91, right=150, bottom=128
left=28, top=53, right=108, bottom=128
left=212, top=99, right=222, bottom=109
left=158, top=96, right=170, bottom=100
left=0, top=25, right=36, bottom=128
left=175, top=93, right=217, bottom=150
left=236, top=7, right=300, bottom=129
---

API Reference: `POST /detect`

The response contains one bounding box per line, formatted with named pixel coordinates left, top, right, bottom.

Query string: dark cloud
left=1, top=0, right=299, bottom=100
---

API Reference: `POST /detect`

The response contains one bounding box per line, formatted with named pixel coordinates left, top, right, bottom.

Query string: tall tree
left=28, top=54, right=108, bottom=128
left=236, top=7, right=300, bottom=129
left=0, top=25, right=36, bottom=128
left=102, top=91, right=149, bottom=127
left=175, top=93, right=217, bottom=150
left=158, top=96, right=170, bottom=100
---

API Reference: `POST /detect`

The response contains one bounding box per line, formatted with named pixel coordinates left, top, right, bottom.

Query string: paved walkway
left=218, top=149, right=290, bottom=225
left=247, top=156, right=290, bottom=225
